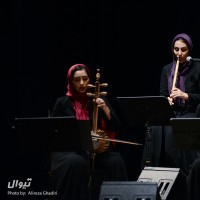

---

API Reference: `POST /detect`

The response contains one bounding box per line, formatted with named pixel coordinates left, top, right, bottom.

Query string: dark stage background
left=1, top=0, right=200, bottom=199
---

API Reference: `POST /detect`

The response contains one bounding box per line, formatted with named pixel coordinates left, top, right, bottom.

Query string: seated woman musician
left=142, top=33, right=200, bottom=175
left=50, top=64, right=128, bottom=200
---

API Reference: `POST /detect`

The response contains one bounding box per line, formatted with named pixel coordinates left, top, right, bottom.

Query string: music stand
left=14, top=116, right=93, bottom=152
left=117, top=96, right=175, bottom=166
left=170, top=118, right=200, bottom=150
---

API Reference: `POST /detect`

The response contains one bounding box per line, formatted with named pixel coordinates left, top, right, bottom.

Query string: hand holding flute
left=168, top=56, right=189, bottom=105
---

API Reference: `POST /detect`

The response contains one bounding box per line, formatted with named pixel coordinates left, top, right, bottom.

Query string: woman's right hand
left=168, top=97, right=174, bottom=106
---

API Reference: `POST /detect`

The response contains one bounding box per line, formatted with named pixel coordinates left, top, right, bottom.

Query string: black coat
left=160, top=61, right=200, bottom=114
left=50, top=95, right=128, bottom=200
left=141, top=61, right=200, bottom=175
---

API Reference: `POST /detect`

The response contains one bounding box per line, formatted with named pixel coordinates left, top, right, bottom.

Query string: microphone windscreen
left=186, top=56, right=192, bottom=62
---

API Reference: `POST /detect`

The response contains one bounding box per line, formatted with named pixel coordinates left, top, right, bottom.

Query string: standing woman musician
left=142, top=33, right=200, bottom=175
left=50, top=64, right=128, bottom=200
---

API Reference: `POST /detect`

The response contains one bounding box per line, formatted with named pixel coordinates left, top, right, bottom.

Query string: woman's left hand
left=94, top=98, right=107, bottom=109
left=93, top=98, right=111, bottom=120
left=170, top=87, right=189, bottom=100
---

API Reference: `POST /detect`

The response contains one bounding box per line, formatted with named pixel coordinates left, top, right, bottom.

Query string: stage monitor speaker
left=99, top=181, right=161, bottom=200
left=137, top=167, right=187, bottom=200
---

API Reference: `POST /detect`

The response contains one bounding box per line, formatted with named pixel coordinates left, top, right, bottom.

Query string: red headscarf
left=66, top=64, right=90, bottom=120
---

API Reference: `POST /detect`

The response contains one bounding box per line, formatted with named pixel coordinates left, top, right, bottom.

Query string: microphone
left=186, top=56, right=200, bottom=62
